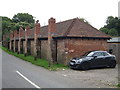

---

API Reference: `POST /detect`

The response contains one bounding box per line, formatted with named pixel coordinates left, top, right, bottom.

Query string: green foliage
left=117, top=83, right=120, bottom=87
left=108, top=28, right=118, bottom=36
left=10, top=22, right=34, bottom=30
left=100, top=28, right=109, bottom=34
left=79, top=17, right=90, bottom=24
left=100, top=27, right=118, bottom=36
left=12, top=13, right=35, bottom=23
left=2, top=17, right=12, bottom=35
left=1, top=46, right=69, bottom=71
left=100, top=16, right=120, bottom=36
left=1, top=13, right=35, bottom=36
left=2, top=16, right=12, bottom=22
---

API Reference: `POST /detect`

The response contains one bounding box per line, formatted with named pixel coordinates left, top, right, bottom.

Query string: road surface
left=2, top=49, right=118, bottom=88
left=2, top=49, right=97, bottom=88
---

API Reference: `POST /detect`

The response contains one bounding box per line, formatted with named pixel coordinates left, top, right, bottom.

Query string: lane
left=2, top=50, right=35, bottom=88
left=16, top=71, right=40, bottom=88
left=2, top=49, right=96, bottom=88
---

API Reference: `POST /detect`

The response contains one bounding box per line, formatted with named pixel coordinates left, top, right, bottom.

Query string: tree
left=12, top=13, right=35, bottom=30
left=2, top=16, right=12, bottom=35
left=108, top=28, right=118, bottom=36
left=106, top=16, right=118, bottom=29
left=100, top=27, right=109, bottom=34
left=100, top=16, right=120, bottom=36
left=12, top=13, right=35, bottom=23
left=1, top=13, right=35, bottom=42
left=10, top=22, right=34, bottom=31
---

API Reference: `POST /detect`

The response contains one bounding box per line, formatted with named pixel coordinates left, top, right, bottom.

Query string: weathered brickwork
left=57, top=39, right=66, bottom=64
left=41, top=40, right=48, bottom=60
left=37, top=40, right=41, bottom=58
left=4, top=17, right=111, bottom=65
left=30, top=40, right=34, bottom=55
left=64, top=38, right=108, bottom=65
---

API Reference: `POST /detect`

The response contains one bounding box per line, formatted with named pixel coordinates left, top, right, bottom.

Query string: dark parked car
left=69, top=51, right=116, bottom=70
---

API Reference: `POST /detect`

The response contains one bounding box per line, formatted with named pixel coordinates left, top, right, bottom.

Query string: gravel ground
left=55, top=65, right=119, bottom=88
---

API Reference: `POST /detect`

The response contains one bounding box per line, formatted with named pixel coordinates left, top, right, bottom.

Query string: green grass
left=117, top=84, right=120, bottom=87
left=0, top=46, right=69, bottom=71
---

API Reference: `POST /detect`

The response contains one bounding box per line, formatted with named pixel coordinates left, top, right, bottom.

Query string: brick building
left=107, top=37, right=120, bottom=64
left=7, top=17, right=111, bottom=65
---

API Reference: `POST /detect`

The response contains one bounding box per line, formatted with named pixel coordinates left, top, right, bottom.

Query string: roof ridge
left=63, top=18, right=76, bottom=36
left=40, top=18, right=77, bottom=29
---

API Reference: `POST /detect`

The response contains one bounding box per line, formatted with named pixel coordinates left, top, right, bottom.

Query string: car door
left=102, top=52, right=112, bottom=66
left=91, top=52, right=105, bottom=67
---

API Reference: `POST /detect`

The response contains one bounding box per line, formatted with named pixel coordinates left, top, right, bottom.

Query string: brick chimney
left=34, top=20, right=40, bottom=37
left=19, top=26, right=24, bottom=37
left=48, top=17, right=56, bottom=36
left=47, top=17, right=56, bottom=66
left=34, top=20, right=40, bottom=60
left=24, top=26, right=30, bottom=56
left=13, top=30, right=18, bottom=52
left=26, top=26, right=30, bottom=37
left=9, top=31, right=13, bottom=50
left=18, top=26, right=23, bottom=54
left=10, top=31, right=13, bottom=40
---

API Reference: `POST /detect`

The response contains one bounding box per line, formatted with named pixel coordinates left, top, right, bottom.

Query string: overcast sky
left=0, top=0, right=119, bottom=29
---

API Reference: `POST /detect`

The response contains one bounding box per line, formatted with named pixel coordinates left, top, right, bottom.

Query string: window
left=93, top=52, right=104, bottom=57
left=102, top=52, right=109, bottom=56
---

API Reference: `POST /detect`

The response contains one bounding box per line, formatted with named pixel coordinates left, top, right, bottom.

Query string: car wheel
left=109, top=61, right=116, bottom=68
left=81, top=62, right=90, bottom=70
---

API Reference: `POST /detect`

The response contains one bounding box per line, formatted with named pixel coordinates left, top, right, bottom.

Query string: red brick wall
left=57, top=39, right=66, bottom=64
left=34, top=21, right=40, bottom=36
left=41, top=40, right=48, bottom=60
left=26, top=26, right=30, bottom=37
left=19, top=27, right=25, bottom=38
left=10, top=32, right=14, bottom=40
left=14, top=30, right=18, bottom=38
left=57, top=38, right=108, bottom=65
left=30, top=40, right=34, bottom=55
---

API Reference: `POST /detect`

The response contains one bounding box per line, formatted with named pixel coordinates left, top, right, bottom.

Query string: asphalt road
left=2, top=49, right=118, bottom=89
left=2, top=49, right=98, bottom=88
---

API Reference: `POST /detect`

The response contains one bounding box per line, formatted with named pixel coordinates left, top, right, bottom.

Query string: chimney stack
left=34, top=20, right=40, bottom=37
left=34, top=20, right=40, bottom=60
left=47, top=17, right=56, bottom=66
left=26, top=26, right=30, bottom=37
left=13, top=30, right=18, bottom=52
left=18, top=26, right=23, bottom=54
left=48, top=17, right=56, bottom=35
left=9, top=31, right=13, bottom=50
left=24, top=26, right=30, bottom=56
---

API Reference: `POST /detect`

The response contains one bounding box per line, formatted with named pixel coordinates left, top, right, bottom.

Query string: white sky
left=0, top=0, right=119, bottom=29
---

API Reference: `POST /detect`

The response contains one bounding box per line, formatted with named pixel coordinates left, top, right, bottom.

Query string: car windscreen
left=87, top=52, right=95, bottom=56
left=82, top=51, right=94, bottom=57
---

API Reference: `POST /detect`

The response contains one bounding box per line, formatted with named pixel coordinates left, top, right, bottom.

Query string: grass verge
left=117, top=84, right=120, bottom=87
left=0, top=46, right=69, bottom=71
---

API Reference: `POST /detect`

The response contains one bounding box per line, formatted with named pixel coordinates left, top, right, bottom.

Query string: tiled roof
left=39, top=18, right=111, bottom=39
left=39, top=18, right=74, bottom=38
left=67, top=18, right=111, bottom=38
